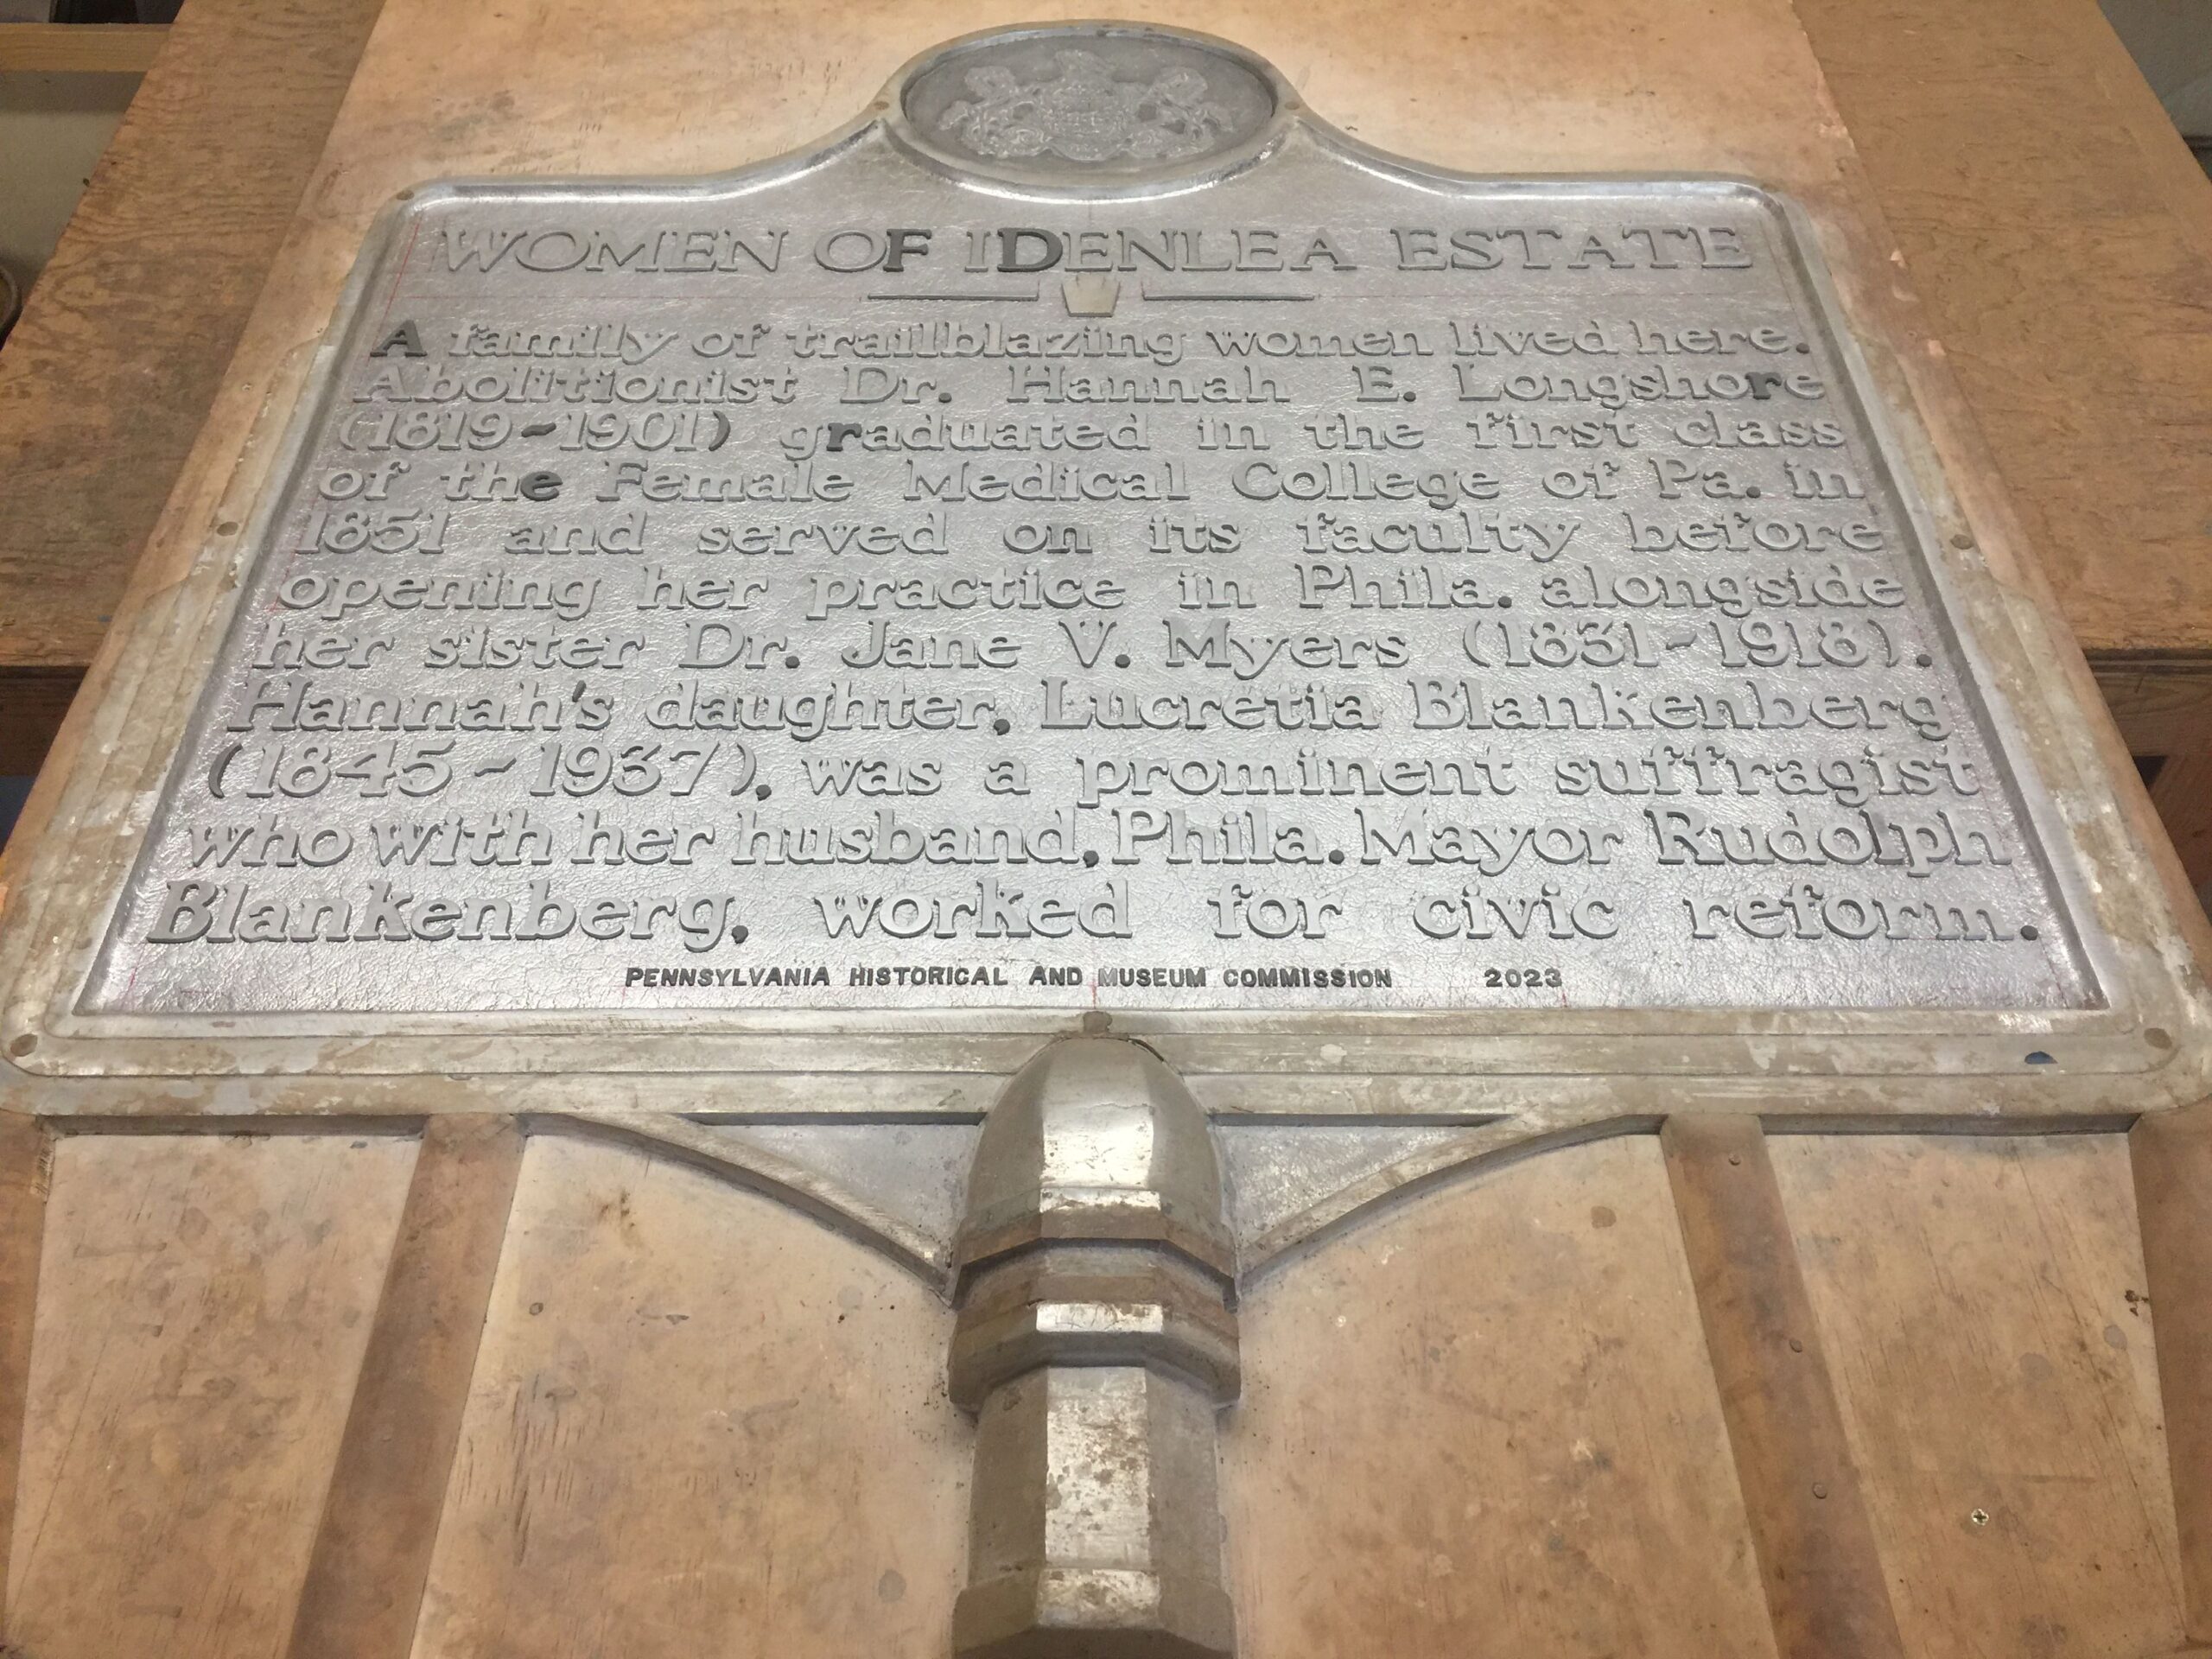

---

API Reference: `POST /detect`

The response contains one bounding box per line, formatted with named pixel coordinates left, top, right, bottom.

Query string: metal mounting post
left=950, top=1036, right=1239, bottom=1659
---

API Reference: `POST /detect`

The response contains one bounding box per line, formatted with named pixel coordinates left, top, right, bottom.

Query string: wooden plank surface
left=407, top=1131, right=966, bottom=1659
left=3, top=1131, right=416, bottom=1659
left=1224, top=1135, right=1781, bottom=1658
left=1770, top=1134, right=2189, bottom=1659
left=1662, top=1117, right=1908, bottom=1659
left=283, top=1118, right=524, bottom=1659
left=0, top=22, right=168, bottom=73
left=0, top=1116, right=47, bottom=1637
left=0, top=0, right=385, bottom=772
left=1790, top=0, right=2212, bottom=664
left=2133, top=1102, right=2212, bottom=1643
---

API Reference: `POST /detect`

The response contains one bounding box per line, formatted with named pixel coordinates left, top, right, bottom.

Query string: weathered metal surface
left=73, top=23, right=2092, bottom=1018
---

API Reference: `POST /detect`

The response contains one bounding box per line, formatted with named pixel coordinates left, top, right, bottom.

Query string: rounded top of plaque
left=890, top=23, right=1286, bottom=190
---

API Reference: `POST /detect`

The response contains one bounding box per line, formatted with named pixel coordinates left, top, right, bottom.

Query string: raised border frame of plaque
left=0, top=22, right=2202, bottom=1138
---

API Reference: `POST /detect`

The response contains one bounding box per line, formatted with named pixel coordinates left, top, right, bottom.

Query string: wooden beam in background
left=0, top=0, right=387, bottom=790
left=0, top=22, right=168, bottom=73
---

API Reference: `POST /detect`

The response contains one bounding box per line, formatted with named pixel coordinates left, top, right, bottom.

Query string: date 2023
left=1484, top=965, right=1565, bottom=988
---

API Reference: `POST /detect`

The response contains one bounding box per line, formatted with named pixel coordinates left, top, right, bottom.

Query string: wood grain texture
left=1789, top=0, right=2212, bottom=663
left=2095, top=662, right=2212, bottom=760
left=3, top=1131, right=417, bottom=1659
left=406, top=1131, right=967, bottom=1659
left=1771, top=1134, right=2188, bottom=1659
left=0, top=1115, right=48, bottom=1636
left=0, top=0, right=385, bottom=697
left=0, top=22, right=168, bottom=73
left=2133, top=1102, right=2212, bottom=1642
left=1224, top=1135, right=1780, bottom=1659
left=1663, top=1116, right=1907, bottom=1659
left=283, top=1117, right=524, bottom=1659
left=2151, top=754, right=2212, bottom=888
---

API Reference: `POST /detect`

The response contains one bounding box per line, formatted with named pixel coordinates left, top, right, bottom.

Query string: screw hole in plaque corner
left=215, top=519, right=239, bottom=537
left=4, top=1033, right=34, bottom=1060
left=2145, top=1027, right=2174, bottom=1051
left=2024, top=1050, right=2056, bottom=1067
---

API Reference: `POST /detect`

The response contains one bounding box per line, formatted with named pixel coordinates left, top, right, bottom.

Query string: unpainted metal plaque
left=85, top=27, right=2093, bottom=1014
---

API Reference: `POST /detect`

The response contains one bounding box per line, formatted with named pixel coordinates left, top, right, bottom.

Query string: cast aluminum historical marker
left=81, top=23, right=2093, bottom=1016
left=10, top=29, right=2205, bottom=1659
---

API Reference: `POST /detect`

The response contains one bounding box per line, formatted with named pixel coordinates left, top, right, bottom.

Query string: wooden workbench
left=0, top=0, right=383, bottom=773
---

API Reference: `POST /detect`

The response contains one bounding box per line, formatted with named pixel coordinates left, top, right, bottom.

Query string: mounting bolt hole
left=2024, top=1050, right=2056, bottom=1066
